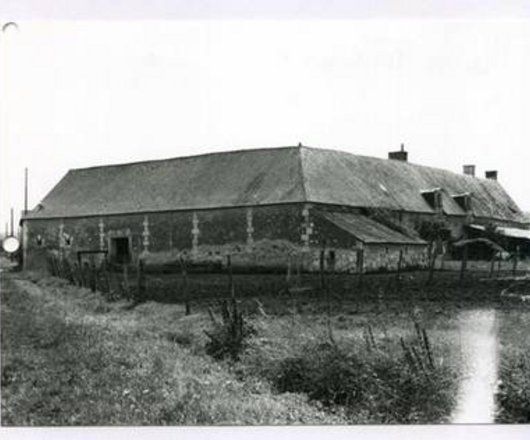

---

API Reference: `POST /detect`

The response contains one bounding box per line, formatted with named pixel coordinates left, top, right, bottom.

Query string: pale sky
left=1, top=10, right=529, bottom=233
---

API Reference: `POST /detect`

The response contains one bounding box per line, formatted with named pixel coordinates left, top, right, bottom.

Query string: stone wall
left=24, top=203, right=429, bottom=273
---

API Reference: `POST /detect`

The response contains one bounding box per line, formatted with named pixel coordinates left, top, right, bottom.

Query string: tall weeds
left=271, top=322, right=458, bottom=423
left=204, top=299, right=255, bottom=361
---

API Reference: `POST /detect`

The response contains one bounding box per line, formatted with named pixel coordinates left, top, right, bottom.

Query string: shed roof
left=317, top=211, right=427, bottom=245
left=25, top=145, right=525, bottom=223
left=452, top=238, right=507, bottom=253
left=469, top=224, right=530, bottom=241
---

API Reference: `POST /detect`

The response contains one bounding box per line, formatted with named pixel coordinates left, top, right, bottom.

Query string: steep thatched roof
left=25, top=146, right=524, bottom=223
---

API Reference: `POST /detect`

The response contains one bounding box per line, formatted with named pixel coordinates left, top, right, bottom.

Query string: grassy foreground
left=7, top=269, right=521, bottom=425
left=1, top=274, right=342, bottom=426
left=495, top=307, right=530, bottom=423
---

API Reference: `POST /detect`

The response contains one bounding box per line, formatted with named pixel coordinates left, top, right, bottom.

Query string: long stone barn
left=21, top=145, right=528, bottom=273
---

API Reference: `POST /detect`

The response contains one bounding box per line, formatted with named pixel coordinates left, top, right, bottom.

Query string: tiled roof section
left=26, top=147, right=306, bottom=219
left=300, top=147, right=524, bottom=222
left=25, top=145, right=524, bottom=223
left=318, top=211, right=427, bottom=245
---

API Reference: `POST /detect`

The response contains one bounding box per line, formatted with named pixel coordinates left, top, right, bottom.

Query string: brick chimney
left=485, top=170, right=498, bottom=180
left=463, top=165, right=476, bottom=177
left=388, top=143, right=408, bottom=162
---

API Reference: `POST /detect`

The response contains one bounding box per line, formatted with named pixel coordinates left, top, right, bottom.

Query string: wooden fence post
left=227, top=254, right=234, bottom=299
left=136, top=259, right=145, bottom=303
left=319, top=243, right=327, bottom=295
left=83, top=262, right=90, bottom=288
left=489, top=254, right=496, bottom=278
left=395, top=249, right=403, bottom=290
left=101, top=260, right=111, bottom=296
left=357, top=247, right=364, bottom=287
left=122, top=264, right=130, bottom=299
left=440, top=243, right=446, bottom=271
left=286, top=255, right=292, bottom=285
left=459, top=243, right=468, bottom=283
left=75, top=262, right=81, bottom=286
left=428, top=241, right=437, bottom=284
left=296, top=254, right=301, bottom=287
left=180, top=256, right=190, bottom=315
left=63, top=258, right=73, bottom=284
left=512, top=245, right=519, bottom=276
left=90, top=260, right=97, bottom=292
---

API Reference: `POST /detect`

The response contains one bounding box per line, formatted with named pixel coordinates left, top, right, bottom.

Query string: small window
left=36, top=235, right=44, bottom=246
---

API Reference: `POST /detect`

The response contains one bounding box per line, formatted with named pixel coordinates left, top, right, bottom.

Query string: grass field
left=495, top=306, right=530, bottom=423
left=1, top=267, right=529, bottom=425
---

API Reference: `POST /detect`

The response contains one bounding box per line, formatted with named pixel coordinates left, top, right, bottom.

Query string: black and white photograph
left=0, top=1, right=529, bottom=439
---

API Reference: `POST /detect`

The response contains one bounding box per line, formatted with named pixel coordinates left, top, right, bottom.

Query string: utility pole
left=24, top=167, right=28, bottom=215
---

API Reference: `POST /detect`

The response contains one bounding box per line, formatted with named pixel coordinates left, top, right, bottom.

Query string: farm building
left=20, top=145, right=528, bottom=272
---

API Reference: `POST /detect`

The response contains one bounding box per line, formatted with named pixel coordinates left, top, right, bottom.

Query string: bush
left=204, top=299, right=256, bottom=361
left=272, top=331, right=457, bottom=423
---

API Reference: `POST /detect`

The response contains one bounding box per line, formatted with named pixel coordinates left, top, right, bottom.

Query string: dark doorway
left=111, top=237, right=130, bottom=264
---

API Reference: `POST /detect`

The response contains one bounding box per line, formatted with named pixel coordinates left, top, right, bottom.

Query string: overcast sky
left=1, top=3, right=529, bottom=234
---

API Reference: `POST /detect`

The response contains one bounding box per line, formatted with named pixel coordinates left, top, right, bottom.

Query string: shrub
left=272, top=328, right=458, bottom=423
left=204, top=299, right=256, bottom=361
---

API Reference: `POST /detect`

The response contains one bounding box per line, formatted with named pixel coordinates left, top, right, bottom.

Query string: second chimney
left=388, top=143, right=408, bottom=162
left=485, top=170, right=498, bottom=180
left=463, top=164, right=476, bottom=177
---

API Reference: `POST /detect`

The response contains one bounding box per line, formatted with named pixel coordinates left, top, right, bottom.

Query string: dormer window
left=452, top=192, right=472, bottom=213
left=421, top=188, right=443, bottom=212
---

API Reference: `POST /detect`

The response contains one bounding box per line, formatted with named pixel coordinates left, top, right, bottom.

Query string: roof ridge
left=298, top=144, right=502, bottom=184
left=69, top=145, right=301, bottom=172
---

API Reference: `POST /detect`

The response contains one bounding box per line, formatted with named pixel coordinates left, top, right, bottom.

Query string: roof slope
left=301, top=147, right=523, bottom=222
left=28, top=147, right=305, bottom=218
left=318, top=211, right=426, bottom=245
left=26, top=145, right=524, bottom=223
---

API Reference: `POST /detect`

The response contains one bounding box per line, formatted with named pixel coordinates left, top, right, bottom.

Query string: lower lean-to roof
left=317, top=211, right=427, bottom=245
left=24, top=145, right=524, bottom=223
